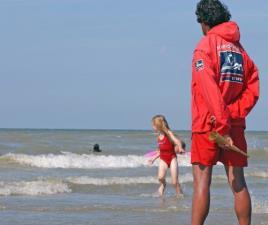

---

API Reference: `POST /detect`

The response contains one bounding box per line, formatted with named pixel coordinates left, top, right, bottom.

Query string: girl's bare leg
left=158, top=159, right=168, bottom=196
left=170, top=158, right=183, bottom=196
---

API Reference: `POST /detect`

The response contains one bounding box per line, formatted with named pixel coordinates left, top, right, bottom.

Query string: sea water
left=0, top=129, right=267, bottom=225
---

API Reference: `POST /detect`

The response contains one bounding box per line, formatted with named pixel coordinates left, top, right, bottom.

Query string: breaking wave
left=0, top=171, right=267, bottom=197
left=0, top=179, right=71, bottom=196
left=1, top=152, right=191, bottom=169
left=66, top=173, right=194, bottom=186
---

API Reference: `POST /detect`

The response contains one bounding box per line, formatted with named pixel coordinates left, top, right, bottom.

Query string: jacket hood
left=208, top=21, right=240, bottom=42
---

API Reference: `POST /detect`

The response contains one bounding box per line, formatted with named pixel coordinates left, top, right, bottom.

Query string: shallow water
left=0, top=129, right=267, bottom=225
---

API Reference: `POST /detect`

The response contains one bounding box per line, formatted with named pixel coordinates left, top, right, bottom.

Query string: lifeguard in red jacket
left=191, top=1, right=259, bottom=225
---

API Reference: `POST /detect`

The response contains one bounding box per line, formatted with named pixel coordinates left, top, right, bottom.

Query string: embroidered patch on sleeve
left=195, top=59, right=204, bottom=71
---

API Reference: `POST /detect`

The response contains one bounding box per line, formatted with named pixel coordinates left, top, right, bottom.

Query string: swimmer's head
left=93, top=144, right=101, bottom=152
left=152, top=115, right=170, bottom=134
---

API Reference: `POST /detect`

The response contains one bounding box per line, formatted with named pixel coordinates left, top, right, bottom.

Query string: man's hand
left=219, top=135, right=234, bottom=149
left=210, top=116, right=216, bottom=125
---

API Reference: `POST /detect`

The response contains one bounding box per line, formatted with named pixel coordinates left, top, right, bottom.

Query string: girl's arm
left=168, top=131, right=186, bottom=154
left=148, top=148, right=160, bottom=165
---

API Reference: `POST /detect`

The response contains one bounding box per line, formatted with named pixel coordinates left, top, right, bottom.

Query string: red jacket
left=191, top=21, right=259, bottom=135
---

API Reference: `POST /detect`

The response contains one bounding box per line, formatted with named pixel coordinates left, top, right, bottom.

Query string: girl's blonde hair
left=152, top=115, right=174, bottom=145
left=152, top=115, right=170, bottom=133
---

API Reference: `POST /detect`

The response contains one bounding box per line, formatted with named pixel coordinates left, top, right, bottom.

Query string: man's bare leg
left=225, top=166, right=251, bottom=225
left=191, top=164, right=213, bottom=225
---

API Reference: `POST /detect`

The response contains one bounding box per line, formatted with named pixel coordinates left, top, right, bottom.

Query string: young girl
left=149, top=115, right=185, bottom=197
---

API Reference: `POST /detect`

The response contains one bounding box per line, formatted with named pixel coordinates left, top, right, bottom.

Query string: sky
left=0, top=0, right=267, bottom=130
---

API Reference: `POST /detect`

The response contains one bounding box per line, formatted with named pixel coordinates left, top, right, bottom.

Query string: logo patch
left=220, top=51, right=244, bottom=84
left=195, top=59, right=204, bottom=71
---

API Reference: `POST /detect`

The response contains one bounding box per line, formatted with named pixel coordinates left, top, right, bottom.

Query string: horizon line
left=0, top=128, right=267, bottom=132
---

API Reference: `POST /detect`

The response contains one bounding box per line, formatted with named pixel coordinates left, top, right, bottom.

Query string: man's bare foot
left=158, top=182, right=166, bottom=196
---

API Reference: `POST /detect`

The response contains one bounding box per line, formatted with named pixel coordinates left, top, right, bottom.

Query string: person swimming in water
left=92, top=144, right=102, bottom=152
left=148, top=115, right=185, bottom=197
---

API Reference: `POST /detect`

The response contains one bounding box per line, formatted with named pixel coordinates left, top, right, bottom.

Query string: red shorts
left=191, top=127, right=247, bottom=167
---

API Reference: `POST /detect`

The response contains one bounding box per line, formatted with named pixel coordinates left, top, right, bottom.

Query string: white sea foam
left=1, top=171, right=263, bottom=197
left=211, top=172, right=268, bottom=181
left=0, top=175, right=193, bottom=197
left=2, top=152, right=147, bottom=169
left=247, top=171, right=268, bottom=178
left=1, top=152, right=191, bottom=169
left=252, top=196, right=268, bottom=214
left=67, top=173, right=194, bottom=186
left=0, top=179, right=71, bottom=196
left=67, top=176, right=158, bottom=185
left=65, top=171, right=268, bottom=187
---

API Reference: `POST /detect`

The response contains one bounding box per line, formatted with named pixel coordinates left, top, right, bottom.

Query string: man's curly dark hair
left=196, top=0, right=231, bottom=27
